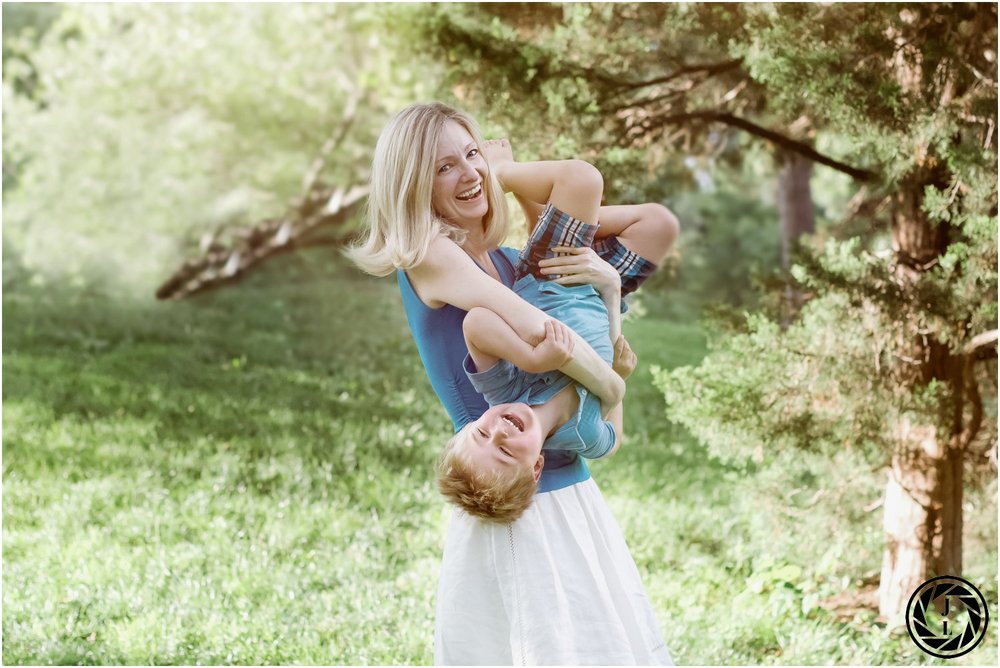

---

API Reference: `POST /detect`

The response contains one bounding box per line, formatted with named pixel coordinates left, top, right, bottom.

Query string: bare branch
left=965, top=329, right=999, bottom=354
left=614, top=58, right=744, bottom=92
left=300, top=95, right=360, bottom=198
left=639, top=110, right=878, bottom=181
left=155, top=185, right=368, bottom=301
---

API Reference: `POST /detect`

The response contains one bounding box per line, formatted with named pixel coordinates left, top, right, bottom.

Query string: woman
left=347, top=102, right=677, bottom=665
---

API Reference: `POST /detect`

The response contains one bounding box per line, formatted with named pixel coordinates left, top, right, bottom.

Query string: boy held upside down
left=436, top=147, right=676, bottom=522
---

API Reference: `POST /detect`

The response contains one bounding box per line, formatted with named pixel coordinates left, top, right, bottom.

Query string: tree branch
left=638, top=110, right=878, bottom=181
left=155, top=185, right=368, bottom=301
left=615, top=58, right=744, bottom=92
left=299, top=93, right=361, bottom=198
left=965, top=329, right=999, bottom=355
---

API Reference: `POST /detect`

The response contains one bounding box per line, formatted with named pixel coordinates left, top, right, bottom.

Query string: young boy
left=436, top=152, right=676, bottom=522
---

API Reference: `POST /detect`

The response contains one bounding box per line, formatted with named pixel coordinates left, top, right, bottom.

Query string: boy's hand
left=483, top=138, right=514, bottom=189
left=531, top=319, right=575, bottom=371
left=612, top=335, right=637, bottom=379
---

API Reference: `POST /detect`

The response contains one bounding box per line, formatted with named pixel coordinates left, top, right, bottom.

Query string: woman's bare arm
left=408, top=236, right=625, bottom=406
left=600, top=402, right=624, bottom=457
left=464, top=309, right=575, bottom=375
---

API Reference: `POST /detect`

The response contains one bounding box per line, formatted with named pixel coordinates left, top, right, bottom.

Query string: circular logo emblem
left=906, top=575, right=990, bottom=659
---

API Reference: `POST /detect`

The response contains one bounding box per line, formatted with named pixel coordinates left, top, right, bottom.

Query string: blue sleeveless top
left=397, top=246, right=590, bottom=493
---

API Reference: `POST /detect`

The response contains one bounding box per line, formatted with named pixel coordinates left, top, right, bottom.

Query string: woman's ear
left=532, top=454, right=545, bottom=482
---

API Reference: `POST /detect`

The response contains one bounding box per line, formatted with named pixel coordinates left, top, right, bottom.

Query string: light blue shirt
left=464, top=273, right=617, bottom=459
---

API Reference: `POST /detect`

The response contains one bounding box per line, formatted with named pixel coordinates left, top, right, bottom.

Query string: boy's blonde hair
left=346, top=102, right=511, bottom=277
left=436, top=424, right=538, bottom=523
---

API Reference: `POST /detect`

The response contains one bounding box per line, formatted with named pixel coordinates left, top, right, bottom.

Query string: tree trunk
left=777, top=152, right=816, bottom=270
left=878, top=165, right=967, bottom=622
left=880, top=416, right=965, bottom=621
left=777, top=151, right=815, bottom=325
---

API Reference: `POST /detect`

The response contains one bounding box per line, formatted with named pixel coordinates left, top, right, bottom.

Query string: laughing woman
left=347, top=102, right=677, bottom=665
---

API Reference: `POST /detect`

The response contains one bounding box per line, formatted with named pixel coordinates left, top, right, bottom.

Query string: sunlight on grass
left=3, top=251, right=996, bottom=665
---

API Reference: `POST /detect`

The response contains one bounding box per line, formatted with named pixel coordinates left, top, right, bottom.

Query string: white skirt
left=434, top=477, right=674, bottom=666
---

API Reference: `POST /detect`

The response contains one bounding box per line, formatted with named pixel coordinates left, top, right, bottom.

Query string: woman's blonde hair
left=345, top=102, right=510, bottom=277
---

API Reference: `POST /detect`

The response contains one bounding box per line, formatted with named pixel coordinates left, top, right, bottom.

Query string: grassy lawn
left=3, top=250, right=996, bottom=665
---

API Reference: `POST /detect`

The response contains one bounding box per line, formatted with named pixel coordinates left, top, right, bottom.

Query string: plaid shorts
left=515, top=202, right=657, bottom=297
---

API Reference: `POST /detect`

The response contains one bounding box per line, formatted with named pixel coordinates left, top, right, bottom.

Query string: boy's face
left=461, top=403, right=545, bottom=481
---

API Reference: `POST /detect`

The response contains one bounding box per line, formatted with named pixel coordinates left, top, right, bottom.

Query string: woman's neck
left=459, top=230, right=499, bottom=279
left=529, top=385, right=579, bottom=437
left=460, top=229, right=490, bottom=257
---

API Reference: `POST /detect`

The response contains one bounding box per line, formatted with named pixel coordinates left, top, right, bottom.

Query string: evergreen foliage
left=655, top=3, right=997, bottom=465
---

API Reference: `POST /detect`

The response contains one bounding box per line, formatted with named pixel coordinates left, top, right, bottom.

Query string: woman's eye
left=501, top=448, right=513, bottom=458
left=438, top=164, right=451, bottom=174
left=478, top=429, right=488, bottom=438
left=467, top=148, right=479, bottom=158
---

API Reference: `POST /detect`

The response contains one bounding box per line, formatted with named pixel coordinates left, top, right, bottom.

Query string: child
left=436, top=150, right=675, bottom=523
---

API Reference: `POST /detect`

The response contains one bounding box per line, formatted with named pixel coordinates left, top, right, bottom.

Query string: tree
left=403, top=2, right=998, bottom=621
left=776, top=152, right=816, bottom=325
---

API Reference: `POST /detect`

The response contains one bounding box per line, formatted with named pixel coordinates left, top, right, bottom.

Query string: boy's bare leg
left=490, top=138, right=678, bottom=262
left=593, top=203, right=679, bottom=266
left=516, top=196, right=679, bottom=267
left=485, top=140, right=603, bottom=226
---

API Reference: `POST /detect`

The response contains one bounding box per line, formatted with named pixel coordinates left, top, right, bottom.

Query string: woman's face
left=431, top=120, right=489, bottom=229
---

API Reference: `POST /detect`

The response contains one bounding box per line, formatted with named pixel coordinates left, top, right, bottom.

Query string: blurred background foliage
left=3, top=3, right=431, bottom=294
left=3, top=2, right=997, bottom=665
left=4, top=2, right=797, bottom=313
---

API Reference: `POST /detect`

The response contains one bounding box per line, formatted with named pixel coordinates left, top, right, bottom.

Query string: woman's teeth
left=457, top=184, right=482, bottom=201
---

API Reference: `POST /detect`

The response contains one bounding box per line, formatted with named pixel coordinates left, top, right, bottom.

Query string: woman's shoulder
left=409, top=235, right=470, bottom=283
left=407, top=235, right=476, bottom=308
left=421, top=234, right=466, bottom=266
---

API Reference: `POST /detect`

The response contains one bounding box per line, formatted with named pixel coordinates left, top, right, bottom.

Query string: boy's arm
left=464, top=308, right=575, bottom=375
left=558, top=274, right=625, bottom=412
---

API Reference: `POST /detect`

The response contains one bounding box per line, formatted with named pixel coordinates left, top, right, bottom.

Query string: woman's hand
left=528, top=319, right=576, bottom=372
left=538, top=246, right=622, bottom=298
left=612, top=335, right=637, bottom=380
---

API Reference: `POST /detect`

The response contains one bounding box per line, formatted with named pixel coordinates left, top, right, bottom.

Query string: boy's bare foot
left=483, top=138, right=514, bottom=190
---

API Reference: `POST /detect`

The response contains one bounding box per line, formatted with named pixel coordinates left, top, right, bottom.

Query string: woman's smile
left=456, top=183, right=483, bottom=201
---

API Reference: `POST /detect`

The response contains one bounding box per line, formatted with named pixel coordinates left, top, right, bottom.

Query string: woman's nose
left=459, top=159, right=479, bottom=181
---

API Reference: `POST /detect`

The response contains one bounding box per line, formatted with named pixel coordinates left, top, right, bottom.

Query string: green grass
left=3, top=250, right=997, bottom=665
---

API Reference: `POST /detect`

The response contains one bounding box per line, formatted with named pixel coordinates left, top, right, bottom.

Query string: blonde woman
left=348, top=102, right=677, bottom=665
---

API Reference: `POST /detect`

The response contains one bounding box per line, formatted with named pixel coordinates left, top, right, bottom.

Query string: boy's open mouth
left=501, top=414, right=524, bottom=432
